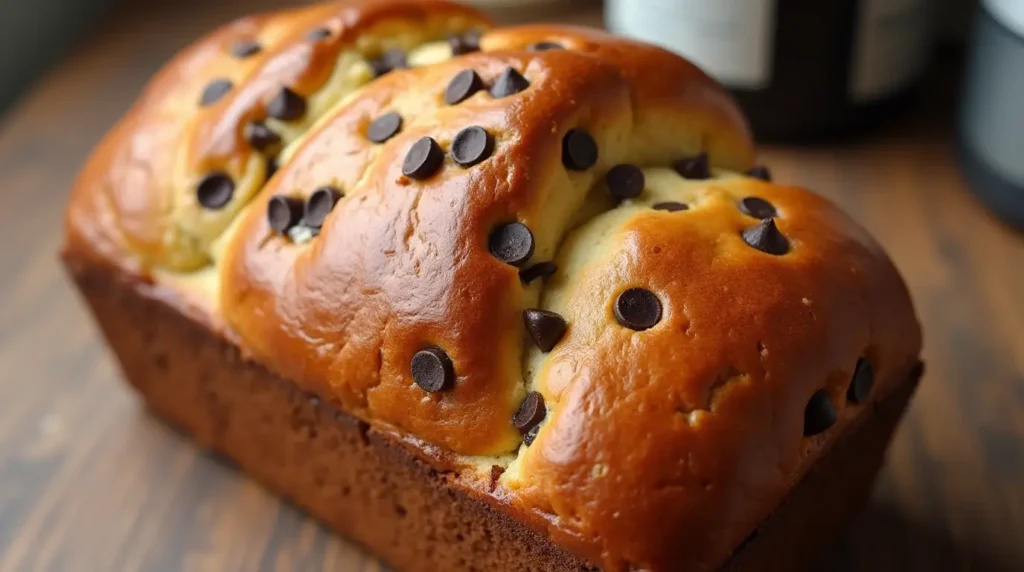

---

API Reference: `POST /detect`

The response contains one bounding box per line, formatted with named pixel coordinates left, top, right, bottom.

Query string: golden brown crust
left=62, top=2, right=922, bottom=570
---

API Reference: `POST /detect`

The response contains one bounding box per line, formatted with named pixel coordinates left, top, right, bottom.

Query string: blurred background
left=0, top=0, right=1020, bottom=571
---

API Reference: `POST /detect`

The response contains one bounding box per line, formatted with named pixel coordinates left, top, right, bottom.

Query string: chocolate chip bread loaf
left=61, top=1, right=924, bottom=570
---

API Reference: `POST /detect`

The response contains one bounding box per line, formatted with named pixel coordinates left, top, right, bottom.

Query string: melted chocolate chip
left=738, top=197, right=777, bottom=219
left=747, top=165, right=772, bottom=181
left=307, top=27, right=332, bottom=41
left=490, top=67, right=529, bottom=98
left=489, top=222, right=534, bottom=267
left=614, top=288, right=662, bottom=331
left=402, top=137, right=444, bottom=180
left=673, top=152, right=711, bottom=179
left=449, top=31, right=481, bottom=55
left=606, top=164, right=644, bottom=199
left=847, top=357, right=875, bottom=404
left=742, top=218, right=790, bottom=255
left=244, top=121, right=281, bottom=152
left=370, top=49, right=407, bottom=77
left=230, top=39, right=262, bottom=58
left=196, top=173, right=235, bottom=209
left=562, top=129, right=598, bottom=171
left=451, top=126, right=494, bottom=167
left=411, top=347, right=455, bottom=393
left=519, top=261, right=557, bottom=284
left=199, top=79, right=233, bottom=106
left=523, top=309, right=567, bottom=352
left=513, top=391, right=546, bottom=434
left=444, top=69, right=484, bottom=105
left=267, top=87, right=306, bottom=121
left=366, top=112, right=403, bottom=144
left=528, top=41, right=564, bottom=51
left=267, top=195, right=303, bottom=235
left=804, top=390, right=837, bottom=436
left=304, top=186, right=342, bottom=229
left=652, top=202, right=689, bottom=212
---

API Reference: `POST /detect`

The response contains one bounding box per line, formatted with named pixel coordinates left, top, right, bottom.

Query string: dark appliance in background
left=957, top=0, right=1024, bottom=229
left=606, top=0, right=934, bottom=142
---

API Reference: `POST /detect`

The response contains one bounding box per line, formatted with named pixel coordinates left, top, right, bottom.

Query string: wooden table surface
left=1, top=1, right=1022, bottom=571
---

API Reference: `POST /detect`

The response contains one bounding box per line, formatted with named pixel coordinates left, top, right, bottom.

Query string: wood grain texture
left=0, top=1, right=1021, bottom=571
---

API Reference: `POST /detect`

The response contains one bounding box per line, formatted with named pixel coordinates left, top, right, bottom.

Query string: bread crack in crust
left=63, top=3, right=922, bottom=571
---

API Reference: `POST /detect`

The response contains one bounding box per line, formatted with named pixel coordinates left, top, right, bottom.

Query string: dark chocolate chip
left=267, top=195, right=303, bottom=235
left=303, top=186, right=342, bottom=229
left=196, top=172, right=235, bottom=209
left=444, top=69, right=484, bottom=105
left=244, top=121, right=282, bottom=152
left=451, top=126, right=494, bottom=167
left=605, top=164, right=644, bottom=199
left=738, top=196, right=777, bottom=218
left=230, top=39, right=262, bottom=58
left=523, top=424, right=541, bottom=446
left=847, top=357, right=875, bottom=404
left=267, top=87, right=307, bottom=121
left=448, top=31, right=481, bottom=55
left=402, top=137, right=444, bottom=180
left=652, top=202, right=689, bottom=212
left=804, top=390, right=837, bottom=436
left=307, top=27, right=332, bottom=41
left=519, top=261, right=557, bottom=284
left=366, top=112, right=403, bottom=143
left=490, top=67, right=529, bottom=98
left=528, top=41, right=564, bottom=51
left=742, top=218, right=790, bottom=255
left=411, top=347, right=455, bottom=393
left=513, top=391, right=546, bottom=434
left=747, top=165, right=772, bottom=181
left=370, top=48, right=407, bottom=77
left=489, top=222, right=534, bottom=267
left=673, top=152, right=711, bottom=179
left=562, top=129, right=598, bottom=171
left=523, top=309, right=567, bottom=352
left=614, top=287, right=662, bottom=331
left=199, top=78, right=233, bottom=106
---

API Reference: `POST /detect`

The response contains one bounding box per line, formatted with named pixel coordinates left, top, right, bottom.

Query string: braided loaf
left=63, top=1, right=922, bottom=570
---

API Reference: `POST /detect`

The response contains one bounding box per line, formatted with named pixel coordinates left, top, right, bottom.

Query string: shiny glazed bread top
left=63, top=1, right=922, bottom=569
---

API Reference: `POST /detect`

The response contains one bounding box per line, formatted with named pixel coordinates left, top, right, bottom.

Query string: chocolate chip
left=606, top=164, right=644, bottom=199
left=370, top=48, right=407, bottom=77
left=304, top=186, right=342, bottom=229
left=199, top=79, right=233, bottom=106
left=513, top=391, right=546, bottom=434
left=523, top=424, right=541, bottom=446
left=448, top=31, right=481, bottom=55
left=747, top=165, right=772, bottom=181
left=230, top=39, right=262, bottom=58
left=847, top=357, right=875, bottom=404
left=738, top=197, right=777, bottom=218
left=307, top=27, right=332, bottom=41
left=673, top=152, right=711, bottom=179
left=366, top=112, right=402, bottom=143
left=804, top=390, right=837, bottom=436
left=411, top=347, right=455, bottom=393
left=451, top=126, right=494, bottom=167
left=267, top=87, right=306, bottom=121
left=652, top=202, right=689, bottom=212
left=742, top=218, right=789, bottom=255
left=528, top=41, right=563, bottom=51
left=614, top=288, right=661, bottom=331
left=267, top=195, right=303, bottom=235
left=266, top=157, right=280, bottom=180
left=402, top=137, right=444, bottom=180
left=489, top=223, right=534, bottom=267
left=562, top=129, right=598, bottom=171
left=244, top=121, right=281, bottom=152
left=523, top=309, right=567, bottom=352
left=444, top=69, right=484, bottom=105
left=490, top=67, right=529, bottom=98
left=519, top=261, right=557, bottom=284
left=196, top=173, right=234, bottom=209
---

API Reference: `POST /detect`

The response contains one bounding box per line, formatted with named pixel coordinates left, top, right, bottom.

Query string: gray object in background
left=957, top=0, right=1024, bottom=229
left=0, top=0, right=114, bottom=113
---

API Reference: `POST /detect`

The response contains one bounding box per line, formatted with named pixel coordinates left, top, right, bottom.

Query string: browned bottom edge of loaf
left=66, top=260, right=922, bottom=572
